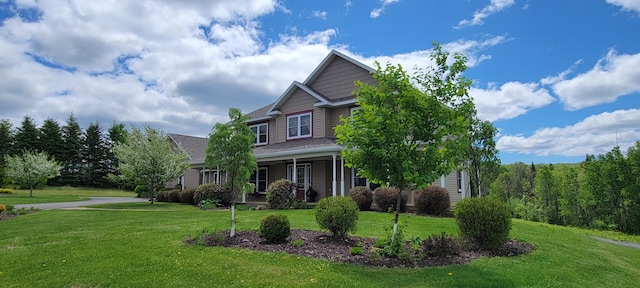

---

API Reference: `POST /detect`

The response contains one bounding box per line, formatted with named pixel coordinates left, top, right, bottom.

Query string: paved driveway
left=13, top=197, right=150, bottom=210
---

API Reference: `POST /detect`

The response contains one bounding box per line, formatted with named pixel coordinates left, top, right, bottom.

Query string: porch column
left=440, top=175, right=445, bottom=188
left=201, top=169, right=205, bottom=185
left=293, top=158, right=297, bottom=196
left=460, top=171, right=467, bottom=198
left=340, top=156, right=345, bottom=196
left=332, top=154, right=337, bottom=196
left=216, top=166, right=220, bottom=184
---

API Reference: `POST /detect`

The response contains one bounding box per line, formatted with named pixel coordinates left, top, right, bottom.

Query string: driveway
left=13, top=197, right=150, bottom=210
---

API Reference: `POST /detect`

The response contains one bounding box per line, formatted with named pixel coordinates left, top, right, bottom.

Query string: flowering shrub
left=0, top=188, right=12, bottom=194
left=0, top=203, right=6, bottom=212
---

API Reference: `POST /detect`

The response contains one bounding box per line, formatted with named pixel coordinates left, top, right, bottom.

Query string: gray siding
left=308, top=57, right=376, bottom=101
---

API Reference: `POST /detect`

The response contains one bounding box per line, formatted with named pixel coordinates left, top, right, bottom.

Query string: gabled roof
left=257, top=50, right=374, bottom=117
left=303, top=50, right=375, bottom=85
left=168, top=133, right=209, bottom=164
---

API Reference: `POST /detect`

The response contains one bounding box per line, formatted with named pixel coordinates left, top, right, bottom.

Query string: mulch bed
left=190, top=229, right=535, bottom=268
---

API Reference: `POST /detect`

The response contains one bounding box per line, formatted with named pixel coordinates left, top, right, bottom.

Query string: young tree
left=335, top=44, right=474, bottom=238
left=5, top=150, right=63, bottom=197
left=61, top=114, right=83, bottom=186
left=205, top=107, right=257, bottom=237
left=14, top=116, right=41, bottom=153
left=113, top=125, right=189, bottom=204
left=39, top=118, right=64, bottom=185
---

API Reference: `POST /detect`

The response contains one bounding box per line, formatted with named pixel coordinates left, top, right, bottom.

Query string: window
left=350, top=106, right=360, bottom=115
left=352, top=168, right=380, bottom=191
left=250, top=123, right=268, bottom=145
left=287, top=112, right=312, bottom=139
left=249, top=167, right=268, bottom=193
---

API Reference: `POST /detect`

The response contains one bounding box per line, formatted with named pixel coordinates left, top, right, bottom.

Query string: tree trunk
left=29, top=182, right=33, bottom=197
left=391, top=185, right=404, bottom=242
left=149, top=180, right=155, bottom=205
left=230, top=203, right=236, bottom=237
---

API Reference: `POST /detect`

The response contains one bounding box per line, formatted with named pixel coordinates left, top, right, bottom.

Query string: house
left=168, top=50, right=470, bottom=206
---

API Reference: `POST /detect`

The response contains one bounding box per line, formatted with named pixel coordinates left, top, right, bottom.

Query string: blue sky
left=0, top=0, right=638, bottom=164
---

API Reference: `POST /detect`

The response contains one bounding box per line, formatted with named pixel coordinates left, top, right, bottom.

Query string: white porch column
left=440, top=175, right=445, bottom=188
left=293, top=157, right=298, bottom=196
left=460, top=171, right=467, bottom=198
left=332, top=154, right=337, bottom=197
left=201, top=169, right=205, bottom=185
left=340, top=156, right=345, bottom=196
left=216, top=166, right=220, bottom=184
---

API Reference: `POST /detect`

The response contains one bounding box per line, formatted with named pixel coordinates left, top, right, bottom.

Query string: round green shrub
left=155, top=191, right=170, bottom=202
left=414, top=186, right=451, bottom=216
left=349, top=186, right=373, bottom=211
left=168, top=189, right=181, bottom=203
left=266, top=179, right=297, bottom=210
left=454, top=197, right=512, bottom=250
left=315, top=196, right=359, bottom=239
left=179, top=188, right=197, bottom=205
left=194, top=183, right=233, bottom=207
left=258, top=213, right=291, bottom=243
left=134, top=184, right=150, bottom=198
left=0, top=203, right=6, bottom=212
left=373, top=187, right=408, bottom=212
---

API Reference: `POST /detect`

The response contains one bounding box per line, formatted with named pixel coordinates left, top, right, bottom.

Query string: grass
left=1, top=202, right=640, bottom=288
left=0, top=186, right=136, bottom=205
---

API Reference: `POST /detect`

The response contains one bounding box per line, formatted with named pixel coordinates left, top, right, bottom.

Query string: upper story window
left=250, top=123, right=268, bottom=145
left=350, top=106, right=360, bottom=115
left=287, top=112, right=312, bottom=140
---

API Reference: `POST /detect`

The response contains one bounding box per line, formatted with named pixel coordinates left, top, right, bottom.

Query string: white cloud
left=540, top=59, right=582, bottom=85
left=497, top=109, right=640, bottom=156
left=312, top=10, right=327, bottom=20
left=606, top=0, right=640, bottom=12
left=455, top=0, right=515, bottom=28
left=471, top=82, right=555, bottom=122
left=370, top=0, right=400, bottom=18
left=551, top=49, right=640, bottom=110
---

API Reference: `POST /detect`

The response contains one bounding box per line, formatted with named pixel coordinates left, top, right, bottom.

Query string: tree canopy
left=5, top=150, right=62, bottom=197
left=205, top=107, right=257, bottom=237
left=114, top=125, right=190, bottom=204
left=335, top=43, right=475, bottom=237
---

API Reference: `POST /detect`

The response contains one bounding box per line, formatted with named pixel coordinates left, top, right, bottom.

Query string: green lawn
left=1, top=201, right=640, bottom=287
left=0, top=186, right=136, bottom=205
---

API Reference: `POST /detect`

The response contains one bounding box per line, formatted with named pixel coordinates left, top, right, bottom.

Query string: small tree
left=335, top=43, right=474, bottom=240
left=113, top=125, right=189, bottom=204
left=205, top=107, right=257, bottom=237
left=5, top=150, right=62, bottom=197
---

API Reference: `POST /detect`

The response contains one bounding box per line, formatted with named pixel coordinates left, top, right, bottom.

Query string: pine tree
left=0, top=119, right=14, bottom=183
left=82, top=122, right=109, bottom=187
left=61, top=114, right=83, bottom=186
left=14, top=115, right=41, bottom=153
left=39, top=118, right=65, bottom=185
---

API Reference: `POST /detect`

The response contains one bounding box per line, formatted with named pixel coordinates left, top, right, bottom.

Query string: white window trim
left=252, top=167, right=268, bottom=194
left=250, top=123, right=268, bottom=146
left=350, top=106, right=360, bottom=115
left=286, top=112, right=312, bottom=140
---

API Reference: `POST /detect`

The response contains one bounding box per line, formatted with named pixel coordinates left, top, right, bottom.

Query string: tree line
left=0, top=114, right=128, bottom=188
left=489, top=142, right=640, bottom=234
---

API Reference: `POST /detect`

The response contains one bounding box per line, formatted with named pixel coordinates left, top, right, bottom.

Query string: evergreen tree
left=105, top=122, right=128, bottom=187
left=82, top=122, right=109, bottom=187
left=39, top=118, right=64, bottom=185
left=14, top=115, right=41, bottom=153
left=61, top=114, right=83, bottom=186
left=0, top=119, right=13, bottom=184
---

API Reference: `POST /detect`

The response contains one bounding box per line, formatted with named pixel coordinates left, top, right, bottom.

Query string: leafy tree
left=61, top=114, right=83, bottom=186
left=39, top=118, right=64, bottom=185
left=205, top=107, right=257, bottom=237
left=113, top=125, right=189, bottom=204
left=534, top=165, right=561, bottom=224
left=335, top=44, right=474, bottom=239
left=0, top=119, right=13, bottom=183
left=82, top=122, right=110, bottom=187
left=5, top=150, right=62, bottom=197
left=624, top=141, right=640, bottom=234
left=14, top=116, right=41, bottom=153
left=463, top=118, right=500, bottom=197
left=106, top=122, right=128, bottom=188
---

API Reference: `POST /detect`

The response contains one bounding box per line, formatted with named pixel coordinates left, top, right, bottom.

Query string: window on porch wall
left=352, top=168, right=380, bottom=191
left=287, top=164, right=311, bottom=191
left=249, top=168, right=268, bottom=193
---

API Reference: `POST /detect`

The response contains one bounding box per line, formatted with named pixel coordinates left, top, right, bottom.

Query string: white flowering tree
left=5, top=150, right=63, bottom=197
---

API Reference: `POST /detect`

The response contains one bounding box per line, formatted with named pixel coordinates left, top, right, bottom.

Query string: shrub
left=194, top=184, right=233, bottom=207
left=179, top=188, right=197, bottom=205
left=0, top=203, right=6, bottom=212
left=266, top=179, right=297, bottom=210
left=414, top=186, right=451, bottom=216
left=134, top=185, right=150, bottom=198
left=373, top=187, right=407, bottom=212
left=422, top=232, right=461, bottom=257
left=258, top=213, right=291, bottom=244
left=155, top=191, right=169, bottom=202
left=454, top=197, right=512, bottom=250
left=0, top=188, right=12, bottom=194
left=349, top=186, right=373, bottom=211
left=168, top=189, right=182, bottom=203
left=315, top=196, right=359, bottom=239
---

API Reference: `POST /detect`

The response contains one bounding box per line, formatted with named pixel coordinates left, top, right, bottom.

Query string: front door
left=287, top=164, right=311, bottom=200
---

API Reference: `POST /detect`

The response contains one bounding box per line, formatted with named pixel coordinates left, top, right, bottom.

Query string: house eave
left=314, top=98, right=358, bottom=108
left=255, top=145, right=344, bottom=162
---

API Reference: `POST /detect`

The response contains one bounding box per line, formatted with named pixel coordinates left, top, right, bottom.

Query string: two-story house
left=168, top=50, right=470, bottom=206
